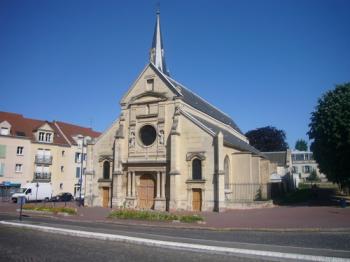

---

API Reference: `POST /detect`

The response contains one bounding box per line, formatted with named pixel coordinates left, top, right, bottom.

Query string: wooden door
left=102, top=187, right=109, bottom=208
left=192, top=189, right=202, bottom=211
left=138, top=175, right=155, bottom=209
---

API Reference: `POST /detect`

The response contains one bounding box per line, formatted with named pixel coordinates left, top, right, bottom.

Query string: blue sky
left=1, top=0, right=349, bottom=148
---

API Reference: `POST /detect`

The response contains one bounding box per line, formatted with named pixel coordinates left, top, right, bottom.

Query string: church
left=84, top=12, right=275, bottom=212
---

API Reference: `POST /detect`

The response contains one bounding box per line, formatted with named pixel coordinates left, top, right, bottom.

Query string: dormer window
left=45, top=133, right=52, bottom=142
left=38, top=131, right=53, bottom=143
left=39, top=132, right=45, bottom=141
left=0, top=127, right=9, bottom=136
left=77, top=139, right=83, bottom=148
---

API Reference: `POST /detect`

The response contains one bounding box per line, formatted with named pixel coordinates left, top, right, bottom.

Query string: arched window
left=192, top=159, right=202, bottom=180
left=103, top=161, right=110, bottom=179
left=224, top=156, right=230, bottom=189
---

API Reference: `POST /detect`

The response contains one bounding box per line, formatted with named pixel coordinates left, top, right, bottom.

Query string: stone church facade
left=85, top=12, right=275, bottom=212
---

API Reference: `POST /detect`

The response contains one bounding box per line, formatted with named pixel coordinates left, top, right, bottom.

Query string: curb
left=1, top=221, right=349, bottom=262
left=2, top=210, right=350, bottom=233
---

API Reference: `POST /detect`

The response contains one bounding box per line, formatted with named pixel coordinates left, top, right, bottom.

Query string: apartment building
left=0, top=112, right=100, bottom=197
left=291, top=150, right=326, bottom=181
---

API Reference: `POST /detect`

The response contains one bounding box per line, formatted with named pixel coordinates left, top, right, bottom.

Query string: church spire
left=150, top=9, right=169, bottom=75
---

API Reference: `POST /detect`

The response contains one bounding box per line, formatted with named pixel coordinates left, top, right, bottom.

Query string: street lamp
left=79, top=137, right=84, bottom=207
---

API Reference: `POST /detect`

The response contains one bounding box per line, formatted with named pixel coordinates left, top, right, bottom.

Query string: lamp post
left=79, top=137, right=84, bottom=207
left=35, top=182, right=39, bottom=202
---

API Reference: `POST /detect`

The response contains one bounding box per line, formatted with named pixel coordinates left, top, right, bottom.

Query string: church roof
left=187, top=113, right=265, bottom=157
left=166, top=76, right=243, bottom=134
left=148, top=11, right=243, bottom=135
left=262, top=151, right=287, bottom=166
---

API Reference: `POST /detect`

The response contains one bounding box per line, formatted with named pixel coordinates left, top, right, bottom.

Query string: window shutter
left=0, top=145, right=6, bottom=158
left=76, top=167, right=80, bottom=178
left=0, top=163, right=4, bottom=176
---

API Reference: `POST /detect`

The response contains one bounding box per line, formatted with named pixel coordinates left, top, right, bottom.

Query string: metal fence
left=0, top=186, right=20, bottom=202
left=225, top=183, right=271, bottom=202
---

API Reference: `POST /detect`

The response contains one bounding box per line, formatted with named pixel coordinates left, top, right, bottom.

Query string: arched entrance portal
left=138, top=174, right=155, bottom=209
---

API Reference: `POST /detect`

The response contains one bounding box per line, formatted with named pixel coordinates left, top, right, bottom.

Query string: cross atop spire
left=150, top=9, right=169, bottom=75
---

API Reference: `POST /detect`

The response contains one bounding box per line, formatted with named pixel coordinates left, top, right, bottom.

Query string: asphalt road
left=0, top=213, right=349, bottom=261
left=0, top=226, right=266, bottom=262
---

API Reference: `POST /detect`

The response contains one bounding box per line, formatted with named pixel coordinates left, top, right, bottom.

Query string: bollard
left=340, top=198, right=347, bottom=208
left=18, top=196, right=26, bottom=221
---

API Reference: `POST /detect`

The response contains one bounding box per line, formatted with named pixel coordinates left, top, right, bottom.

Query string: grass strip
left=108, top=209, right=203, bottom=223
left=23, top=204, right=77, bottom=215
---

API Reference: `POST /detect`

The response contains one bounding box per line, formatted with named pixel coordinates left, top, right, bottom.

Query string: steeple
left=150, top=10, right=169, bottom=75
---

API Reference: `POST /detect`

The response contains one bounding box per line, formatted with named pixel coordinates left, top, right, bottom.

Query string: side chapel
left=85, top=12, right=274, bottom=212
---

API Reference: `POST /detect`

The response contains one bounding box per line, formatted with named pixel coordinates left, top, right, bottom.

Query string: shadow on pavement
left=273, top=187, right=349, bottom=207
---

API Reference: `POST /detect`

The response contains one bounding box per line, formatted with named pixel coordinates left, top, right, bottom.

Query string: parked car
left=12, top=183, right=52, bottom=203
left=52, top=192, right=73, bottom=202
left=74, top=194, right=84, bottom=201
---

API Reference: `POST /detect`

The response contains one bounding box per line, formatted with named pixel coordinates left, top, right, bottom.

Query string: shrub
left=307, top=169, right=320, bottom=182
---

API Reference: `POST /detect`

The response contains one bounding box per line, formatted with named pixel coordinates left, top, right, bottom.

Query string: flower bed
left=23, top=204, right=77, bottom=215
left=108, top=209, right=203, bottom=223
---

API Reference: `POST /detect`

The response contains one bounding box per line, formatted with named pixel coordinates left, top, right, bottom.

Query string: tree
left=307, top=169, right=320, bottom=182
left=308, top=83, right=350, bottom=188
left=245, top=126, right=289, bottom=152
left=295, top=139, right=308, bottom=151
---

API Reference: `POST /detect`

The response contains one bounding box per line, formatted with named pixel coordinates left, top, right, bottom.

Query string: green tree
left=295, top=139, right=308, bottom=151
left=245, top=126, right=289, bottom=152
left=308, top=83, right=350, bottom=188
left=307, top=169, right=320, bottom=182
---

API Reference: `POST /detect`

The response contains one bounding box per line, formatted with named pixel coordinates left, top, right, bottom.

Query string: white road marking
left=1, top=221, right=348, bottom=262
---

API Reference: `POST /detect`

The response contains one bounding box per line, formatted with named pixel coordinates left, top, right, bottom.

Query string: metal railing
left=33, top=172, right=51, bottom=181
left=225, top=183, right=271, bottom=202
left=35, top=155, right=53, bottom=165
left=0, top=186, right=20, bottom=202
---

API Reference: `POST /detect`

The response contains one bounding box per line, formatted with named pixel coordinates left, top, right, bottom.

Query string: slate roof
left=188, top=113, right=265, bottom=157
left=165, top=76, right=243, bottom=135
left=262, top=151, right=287, bottom=166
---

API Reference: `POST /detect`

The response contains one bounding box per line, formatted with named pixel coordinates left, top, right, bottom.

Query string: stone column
left=125, top=171, right=136, bottom=208
left=156, top=171, right=161, bottom=198
left=112, top=171, right=124, bottom=207
left=127, top=172, right=131, bottom=196
left=161, top=172, right=166, bottom=198
left=169, top=119, right=181, bottom=210
left=154, top=170, right=166, bottom=211
left=215, top=131, right=226, bottom=212
left=132, top=171, right=136, bottom=197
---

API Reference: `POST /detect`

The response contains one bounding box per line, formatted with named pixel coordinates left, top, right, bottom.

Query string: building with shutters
left=85, top=11, right=276, bottom=212
left=291, top=150, right=326, bottom=182
left=0, top=112, right=100, bottom=197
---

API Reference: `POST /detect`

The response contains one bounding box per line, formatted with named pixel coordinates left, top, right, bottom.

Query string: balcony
left=33, top=172, right=51, bottom=181
left=35, top=155, right=53, bottom=165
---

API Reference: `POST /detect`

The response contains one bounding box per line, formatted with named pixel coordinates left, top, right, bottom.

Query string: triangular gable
left=0, top=120, right=11, bottom=129
left=36, top=122, right=54, bottom=132
left=120, top=63, right=181, bottom=107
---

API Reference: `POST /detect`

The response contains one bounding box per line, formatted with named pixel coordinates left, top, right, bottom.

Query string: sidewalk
left=1, top=201, right=350, bottom=231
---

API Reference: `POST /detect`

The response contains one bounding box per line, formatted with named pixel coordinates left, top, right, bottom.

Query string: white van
left=11, top=183, right=52, bottom=203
